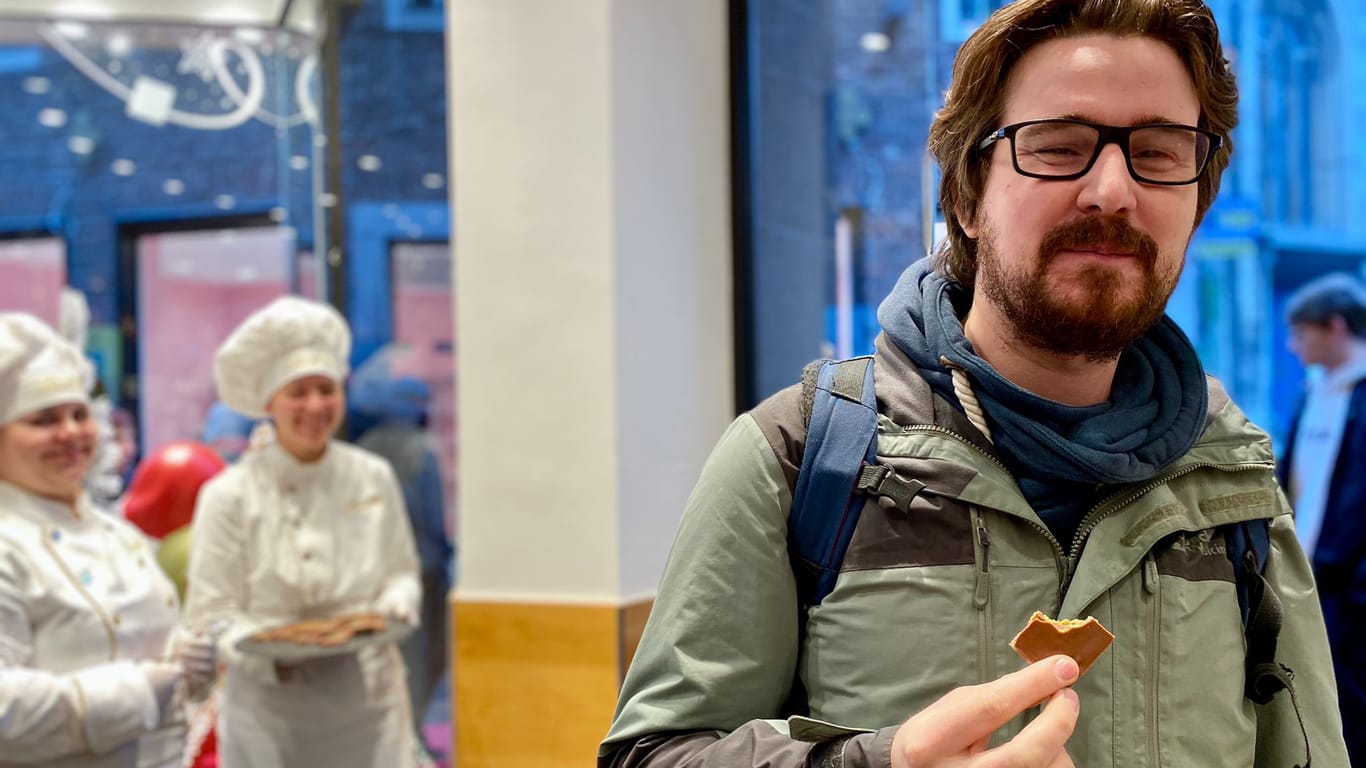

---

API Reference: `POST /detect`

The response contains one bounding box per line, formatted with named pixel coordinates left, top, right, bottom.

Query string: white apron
left=184, top=441, right=421, bottom=768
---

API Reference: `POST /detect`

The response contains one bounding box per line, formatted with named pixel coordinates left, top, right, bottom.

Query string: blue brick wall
left=0, top=0, right=448, bottom=335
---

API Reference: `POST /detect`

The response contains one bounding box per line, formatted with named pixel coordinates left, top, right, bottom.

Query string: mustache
left=1038, top=216, right=1158, bottom=263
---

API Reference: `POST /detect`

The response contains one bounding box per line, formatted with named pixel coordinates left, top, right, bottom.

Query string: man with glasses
left=601, top=1, right=1348, bottom=766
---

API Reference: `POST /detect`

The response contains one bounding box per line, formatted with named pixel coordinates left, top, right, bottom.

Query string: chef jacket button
left=301, top=551, right=312, bottom=561
left=112, top=613, right=122, bottom=626
left=291, top=519, right=302, bottom=529
left=166, top=596, right=175, bottom=607
left=137, top=557, right=146, bottom=567
left=50, top=529, right=61, bottom=542
left=284, top=485, right=297, bottom=494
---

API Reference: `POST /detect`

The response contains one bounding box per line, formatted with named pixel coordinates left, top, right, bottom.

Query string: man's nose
left=1076, top=143, right=1137, bottom=216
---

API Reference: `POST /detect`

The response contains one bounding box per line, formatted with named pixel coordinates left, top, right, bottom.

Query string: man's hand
left=890, top=655, right=1081, bottom=768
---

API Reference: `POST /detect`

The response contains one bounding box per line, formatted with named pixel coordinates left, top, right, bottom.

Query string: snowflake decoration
left=177, top=32, right=219, bottom=83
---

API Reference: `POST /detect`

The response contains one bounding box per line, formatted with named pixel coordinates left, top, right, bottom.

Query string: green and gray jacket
left=600, top=339, right=1348, bottom=767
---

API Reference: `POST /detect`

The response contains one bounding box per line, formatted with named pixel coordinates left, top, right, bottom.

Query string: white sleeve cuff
left=70, top=661, right=154, bottom=754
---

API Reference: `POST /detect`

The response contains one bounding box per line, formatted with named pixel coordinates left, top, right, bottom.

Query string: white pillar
left=448, top=2, right=732, bottom=764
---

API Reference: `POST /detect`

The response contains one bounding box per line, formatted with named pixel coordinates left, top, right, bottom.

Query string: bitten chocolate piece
left=1009, top=611, right=1115, bottom=676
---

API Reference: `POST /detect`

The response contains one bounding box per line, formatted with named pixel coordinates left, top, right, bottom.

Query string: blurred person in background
left=1280, top=271, right=1366, bottom=763
left=58, top=287, right=126, bottom=510
left=0, top=312, right=190, bottom=768
left=353, top=375, right=454, bottom=765
left=200, top=401, right=257, bottom=465
left=183, top=296, right=422, bottom=768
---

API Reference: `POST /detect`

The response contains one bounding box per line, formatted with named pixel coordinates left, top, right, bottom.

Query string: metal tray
left=235, top=619, right=414, bottom=663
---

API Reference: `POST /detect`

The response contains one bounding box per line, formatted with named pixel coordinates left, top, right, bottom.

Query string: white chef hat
left=213, top=296, right=351, bottom=419
left=0, top=313, right=94, bottom=426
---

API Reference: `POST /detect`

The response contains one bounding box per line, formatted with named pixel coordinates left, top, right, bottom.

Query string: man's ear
left=1330, top=314, right=1352, bottom=337
left=956, top=205, right=978, bottom=239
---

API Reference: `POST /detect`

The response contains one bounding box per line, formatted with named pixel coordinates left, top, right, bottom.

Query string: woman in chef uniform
left=183, top=296, right=421, bottom=768
left=0, top=313, right=187, bottom=768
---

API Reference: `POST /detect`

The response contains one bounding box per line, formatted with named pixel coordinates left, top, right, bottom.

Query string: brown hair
left=928, top=0, right=1239, bottom=290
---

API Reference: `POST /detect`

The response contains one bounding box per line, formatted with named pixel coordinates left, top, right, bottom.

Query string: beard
left=976, top=215, right=1180, bottom=362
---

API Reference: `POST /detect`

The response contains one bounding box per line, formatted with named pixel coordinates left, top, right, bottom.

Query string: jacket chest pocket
left=1146, top=531, right=1255, bottom=767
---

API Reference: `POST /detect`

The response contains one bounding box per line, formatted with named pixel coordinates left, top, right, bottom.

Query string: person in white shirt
left=1280, top=271, right=1366, bottom=762
left=183, top=296, right=422, bottom=768
left=0, top=312, right=187, bottom=768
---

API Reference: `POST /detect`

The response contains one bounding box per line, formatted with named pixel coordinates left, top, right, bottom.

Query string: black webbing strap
left=1241, top=542, right=1312, bottom=768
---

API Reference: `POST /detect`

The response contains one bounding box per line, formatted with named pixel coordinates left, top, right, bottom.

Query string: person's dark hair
left=928, top=0, right=1239, bottom=290
left=1285, top=272, right=1366, bottom=338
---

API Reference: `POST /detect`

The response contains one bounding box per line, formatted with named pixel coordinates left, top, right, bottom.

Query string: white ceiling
left=0, top=0, right=320, bottom=32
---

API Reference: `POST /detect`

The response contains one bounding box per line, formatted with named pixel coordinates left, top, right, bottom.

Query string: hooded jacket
left=600, top=333, right=1348, bottom=768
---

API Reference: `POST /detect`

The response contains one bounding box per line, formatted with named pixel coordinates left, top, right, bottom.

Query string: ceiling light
left=163, top=179, right=185, bottom=195
left=53, top=21, right=91, bottom=39
left=289, top=155, right=309, bottom=171
left=111, top=159, right=136, bottom=176
left=215, top=194, right=236, bottom=209
left=23, top=77, right=50, bottom=95
left=421, top=173, right=445, bottom=190
left=357, top=155, right=382, bottom=172
left=233, top=28, right=265, bottom=45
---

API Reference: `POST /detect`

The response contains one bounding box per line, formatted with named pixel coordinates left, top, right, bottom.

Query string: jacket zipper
left=1143, top=554, right=1162, bottom=768
left=1060, top=460, right=1274, bottom=595
left=970, top=507, right=993, bottom=684
left=895, top=423, right=1067, bottom=583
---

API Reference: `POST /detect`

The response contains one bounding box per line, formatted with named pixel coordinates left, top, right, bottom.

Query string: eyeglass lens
left=1013, top=122, right=1210, bottom=183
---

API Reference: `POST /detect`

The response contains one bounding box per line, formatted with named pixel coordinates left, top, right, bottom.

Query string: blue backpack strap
left=789, top=357, right=879, bottom=607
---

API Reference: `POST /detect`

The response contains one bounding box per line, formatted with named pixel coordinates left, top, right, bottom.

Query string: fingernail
left=1057, top=688, right=1080, bottom=713
left=1055, top=656, right=1079, bottom=683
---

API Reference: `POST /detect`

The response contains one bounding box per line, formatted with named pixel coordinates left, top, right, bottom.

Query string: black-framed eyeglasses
left=977, top=118, right=1223, bottom=185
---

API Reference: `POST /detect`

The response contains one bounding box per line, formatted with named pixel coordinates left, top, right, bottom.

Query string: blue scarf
left=876, top=258, right=1209, bottom=547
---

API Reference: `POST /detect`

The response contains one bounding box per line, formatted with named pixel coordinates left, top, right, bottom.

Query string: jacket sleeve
left=599, top=415, right=896, bottom=767
left=183, top=474, right=278, bottom=685
left=372, top=459, right=422, bottom=620
left=1255, top=510, right=1351, bottom=768
left=0, top=549, right=158, bottom=762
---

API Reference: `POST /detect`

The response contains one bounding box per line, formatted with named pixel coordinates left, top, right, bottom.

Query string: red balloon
left=123, top=441, right=226, bottom=540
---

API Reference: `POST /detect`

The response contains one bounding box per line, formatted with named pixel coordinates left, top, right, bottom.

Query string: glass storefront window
left=740, top=0, right=1366, bottom=447
left=0, top=237, right=65, bottom=325
left=134, top=225, right=296, bottom=452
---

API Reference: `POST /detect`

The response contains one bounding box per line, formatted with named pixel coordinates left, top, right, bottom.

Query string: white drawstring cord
left=941, top=356, right=994, bottom=444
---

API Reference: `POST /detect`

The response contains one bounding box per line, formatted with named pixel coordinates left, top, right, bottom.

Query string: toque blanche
left=213, top=296, right=350, bottom=419
left=0, top=312, right=93, bottom=426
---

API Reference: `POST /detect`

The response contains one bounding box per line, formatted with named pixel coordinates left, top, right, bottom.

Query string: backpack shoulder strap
left=1227, top=518, right=1312, bottom=768
left=789, top=357, right=879, bottom=607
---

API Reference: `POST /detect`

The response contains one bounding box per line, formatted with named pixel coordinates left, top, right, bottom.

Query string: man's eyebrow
left=1058, top=112, right=1190, bottom=126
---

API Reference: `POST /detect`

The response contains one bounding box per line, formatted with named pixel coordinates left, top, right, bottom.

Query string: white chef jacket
left=0, top=482, right=184, bottom=768
left=184, top=440, right=421, bottom=768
